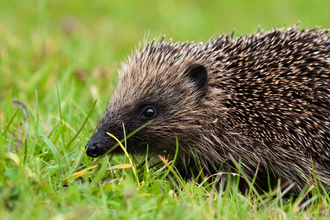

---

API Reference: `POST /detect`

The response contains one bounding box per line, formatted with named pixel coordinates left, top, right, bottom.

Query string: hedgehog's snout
left=86, top=140, right=104, bottom=157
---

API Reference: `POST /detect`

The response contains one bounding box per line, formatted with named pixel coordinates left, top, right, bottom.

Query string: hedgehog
left=86, top=25, right=330, bottom=193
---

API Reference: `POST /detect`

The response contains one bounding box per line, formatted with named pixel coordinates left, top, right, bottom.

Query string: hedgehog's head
left=86, top=41, right=210, bottom=157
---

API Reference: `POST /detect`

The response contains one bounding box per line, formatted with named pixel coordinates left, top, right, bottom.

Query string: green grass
left=1, top=0, right=330, bottom=219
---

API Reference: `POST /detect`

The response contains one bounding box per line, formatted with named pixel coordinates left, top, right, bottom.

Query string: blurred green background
left=1, top=0, right=330, bottom=126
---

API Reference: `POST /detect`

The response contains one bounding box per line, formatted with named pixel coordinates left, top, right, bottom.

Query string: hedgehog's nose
left=86, top=140, right=104, bottom=157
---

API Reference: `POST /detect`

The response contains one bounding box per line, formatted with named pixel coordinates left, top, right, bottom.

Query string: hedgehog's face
left=86, top=59, right=208, bottom=157
left=85, top=104, right=159, bottom=157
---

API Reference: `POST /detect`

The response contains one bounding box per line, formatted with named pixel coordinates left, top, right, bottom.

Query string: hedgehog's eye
left=141, top=106, right=157, bottom=119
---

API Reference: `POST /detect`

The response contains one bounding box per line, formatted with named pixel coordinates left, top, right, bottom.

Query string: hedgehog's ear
left=184, top=64, right=208, bottom=99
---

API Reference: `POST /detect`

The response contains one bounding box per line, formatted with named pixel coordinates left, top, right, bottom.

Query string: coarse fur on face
left=86, top=25, right=330, bottom=193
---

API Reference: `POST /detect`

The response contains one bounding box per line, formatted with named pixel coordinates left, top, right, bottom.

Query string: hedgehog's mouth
left=85, top=139, right=109, bottom=157
left=85, top=128, right=149, bottom=157
left=85, top=128, right=120, bottom=157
